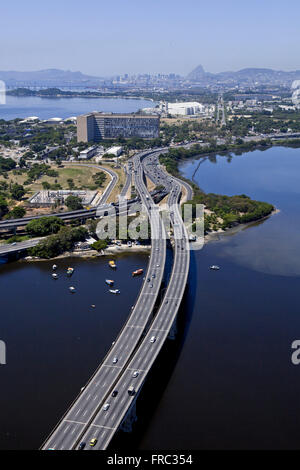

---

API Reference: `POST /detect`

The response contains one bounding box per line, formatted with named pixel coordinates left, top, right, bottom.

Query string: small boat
left=210, top=265, right=220, bottom=271
left=52, top=273, right=58, bottom=280
left=67, top=267, right=74, bottom=276
left=52, top=264, right=58, bottom=271
left=109, top=289, right=120, bottom=295
left=132, top=269, right=144, bottom=277
left=109, top=261, right=117, bottom=269
left=69, top=286, right=76, bottom=293
left=106, top=279, right=115, bottom=286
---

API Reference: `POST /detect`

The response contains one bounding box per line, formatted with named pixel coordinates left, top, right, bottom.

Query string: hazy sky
left=1, top=0, right=300, bottom=76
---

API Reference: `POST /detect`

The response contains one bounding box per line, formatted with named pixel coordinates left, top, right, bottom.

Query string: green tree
left=5, top=206, right=26, bottom=219
left=26, top=216, right=65, bottom=236
left=11, top=183, right=25, bottom=201
left=65, top=195, right=83, bottom=210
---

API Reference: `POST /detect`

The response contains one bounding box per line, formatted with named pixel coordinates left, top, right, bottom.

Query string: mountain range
left=187, top=65, right=300, bottom=86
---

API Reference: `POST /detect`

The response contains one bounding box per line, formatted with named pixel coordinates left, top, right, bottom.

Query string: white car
left=150, top=336, right=156, bottom=343
left=113, top=357, right=118, bottom=364
left=103, top=404, right=110, bottom=411
left=132, top=371, right=139, bottom=378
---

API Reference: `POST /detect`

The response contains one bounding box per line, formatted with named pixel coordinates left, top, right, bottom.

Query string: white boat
left=52, top=274, right=58, bottom=280
left=210, top=265, right=220, bottom=271
left=52, top=264, right=58, bottom=271
left=69, top=287, right=76, bottom=293
left=109, top=289, right=120, bottom=295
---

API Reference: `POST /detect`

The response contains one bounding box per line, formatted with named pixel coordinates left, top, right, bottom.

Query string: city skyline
left=1, top=0, right=300, bottom=76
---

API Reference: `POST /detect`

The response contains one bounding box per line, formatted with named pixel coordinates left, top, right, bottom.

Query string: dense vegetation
left=0, top=156, right=16, bottom=173
left=185, top=192, right=274, bottom=232
left=65, top=195, right=83, bottom=211
left=26, top=216, right=65, bottom=236
left=29, top=226, right=88, bottom=259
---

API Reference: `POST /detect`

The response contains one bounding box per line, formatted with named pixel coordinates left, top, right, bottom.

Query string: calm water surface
left=137, top=146, right=300, bottom=450
left=0, top=96, right=155, bottom=121
left=0, top=255, right=148, bottom=450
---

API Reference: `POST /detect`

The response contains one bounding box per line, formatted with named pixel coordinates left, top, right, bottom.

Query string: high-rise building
left=77, top=112, right=160, bottom=142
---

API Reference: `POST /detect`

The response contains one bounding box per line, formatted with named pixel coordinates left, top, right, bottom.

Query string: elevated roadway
left=41, top=151, right=168, bottom=450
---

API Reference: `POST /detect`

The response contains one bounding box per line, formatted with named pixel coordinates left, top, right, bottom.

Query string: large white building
left=156, top=101, right=215, bottom=117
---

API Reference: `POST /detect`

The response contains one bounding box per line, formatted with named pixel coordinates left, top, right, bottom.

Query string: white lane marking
left=102, top=364, right=123, bottom=369
left=91, top=424, right=116, bottom=430
left=65, top=419, right=87, bottom=425
left=63, top=425, right=70, bottom=434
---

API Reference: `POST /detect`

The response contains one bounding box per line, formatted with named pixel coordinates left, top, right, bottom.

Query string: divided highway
left=41, top=148, right=192, bottom=450
left=41, top=151, right=168, bottom=450
left=78, top=151, right=191, bottom=449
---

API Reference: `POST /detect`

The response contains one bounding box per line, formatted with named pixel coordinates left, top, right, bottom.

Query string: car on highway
left=78, top=442, right=86, bottom=450
left=132, top=371, right=139, bottom=378
left=150, top=336, right=156, bottom=343
left=112, top=390, right=118, bottom=398
left=103, top=403, right=110, bottom=411
left=128, top=386, right=136, bottom=396
left=113, top=357, right=118, bottom=364
left=90, top=438, right=98, bottom=447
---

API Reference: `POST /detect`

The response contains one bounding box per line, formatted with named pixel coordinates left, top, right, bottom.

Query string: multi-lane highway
left=41, top=151, right=168, bottom=450
left=0, top=238, right=43, bottom=256
left=41, top=148, right=192, bottom=450
left=77, top=151, right=191, bottom=450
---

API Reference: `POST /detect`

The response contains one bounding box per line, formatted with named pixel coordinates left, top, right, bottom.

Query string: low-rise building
left=79, top=146, right=98, bottom=159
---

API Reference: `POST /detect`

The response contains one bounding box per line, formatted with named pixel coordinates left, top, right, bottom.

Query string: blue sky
left=1, top=0, right=300, bottom=76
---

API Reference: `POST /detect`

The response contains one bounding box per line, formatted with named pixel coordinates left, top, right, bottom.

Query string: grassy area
left=0, top=165, right=105, bottom=199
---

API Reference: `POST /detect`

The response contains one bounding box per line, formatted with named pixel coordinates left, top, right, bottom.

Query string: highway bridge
left=41, top=148, right=192, bottom=450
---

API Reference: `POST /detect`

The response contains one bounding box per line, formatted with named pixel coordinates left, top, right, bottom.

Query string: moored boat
left=52, top=264, right=58, bottom=271
left=52, top=273, right=58, bottom=280
left=106, top=279, right=114, bottom=286
left=109, top=289, right=120, bottom=295
left=67, top=267, right=74, bottom=276
left=109, top=260, right=116, bottom=269
left=69, top=286, right=76, bottom=293
left=210, top=265, right=220, bottom=271
left=132, top=269, right=144, bottom=277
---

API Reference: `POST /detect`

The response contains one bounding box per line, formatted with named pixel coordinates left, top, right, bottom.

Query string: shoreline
left=22, top=243, right=151, bottom=263
left=20, top=207, right=279, bottom=263
left=204, top=208, right=280, bottom=244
